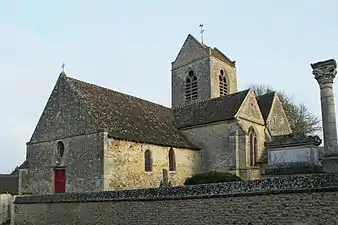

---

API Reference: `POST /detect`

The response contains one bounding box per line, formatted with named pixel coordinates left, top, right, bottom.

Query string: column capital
left=311, top=59, right=337, bottom=85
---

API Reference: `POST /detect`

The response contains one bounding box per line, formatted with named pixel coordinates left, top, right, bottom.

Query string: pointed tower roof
left=210, top=47, right=236, bottom=67
left=188, top=34, right=236, bottom=67
left=173, top=34, right=236, bottom=67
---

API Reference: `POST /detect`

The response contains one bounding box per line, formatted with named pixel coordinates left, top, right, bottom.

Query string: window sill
left=169, top=171, right=176, bottom=174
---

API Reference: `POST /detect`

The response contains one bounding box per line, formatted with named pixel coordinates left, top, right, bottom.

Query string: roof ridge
left=230, top=88, right=251, bottom=96
left=255, top=91, right=276, bottom=122
left=174, top=89, right=251, bottom=110
left=256, top=91, right=276, bottom=98
left=188, top=34, right=208, bottom=49
left=174, top=89, right=250, bottom=128
left=213, top=47, right=234, bottom=61
left=209, top=47, right=236, bottom=67
left=67, top=77, right=171, bottom=110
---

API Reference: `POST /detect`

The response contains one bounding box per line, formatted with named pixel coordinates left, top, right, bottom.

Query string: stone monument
left=311, top=59, right=338, bottom=173
left=263, top=134, right=323, bottom=177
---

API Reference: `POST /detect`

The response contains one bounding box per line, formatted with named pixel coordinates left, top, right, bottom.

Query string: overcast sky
left=0, top=0, right=337, bottom=173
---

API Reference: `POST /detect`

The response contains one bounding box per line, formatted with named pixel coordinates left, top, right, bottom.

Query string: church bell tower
left=171, top=34, right=237, bottom=108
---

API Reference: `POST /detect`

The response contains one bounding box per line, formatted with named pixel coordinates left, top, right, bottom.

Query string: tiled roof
left=173, top=89, right=250, bottom=128
left=265, top=133, right=322, bottom=148
left=256, top=92, right=275, bottom=122
left=0, top=174, right=18, bottom=194
left=66, top=76, right=199, bottom=150
left=188, top=34, right=236, bottom=67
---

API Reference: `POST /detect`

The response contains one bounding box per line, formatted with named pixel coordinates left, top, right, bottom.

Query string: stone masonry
left=104, top=139, right=200, bottom=191
left=171, top=34, right=237, bottom=109
left=20, top=34, right=294, bottom=194
left=311, top=59, right=338, bottom=173
left=13, top=173, right=338, bottom=225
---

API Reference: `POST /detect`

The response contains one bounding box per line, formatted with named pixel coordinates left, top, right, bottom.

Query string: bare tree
left=250, top=84, right=321, bottom=135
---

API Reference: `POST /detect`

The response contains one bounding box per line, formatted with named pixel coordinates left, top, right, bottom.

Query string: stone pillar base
left=321, top=155, right=338, bottom=173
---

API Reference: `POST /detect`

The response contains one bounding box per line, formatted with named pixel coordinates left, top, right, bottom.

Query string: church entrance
left=54, top=167, right=66, bottom=193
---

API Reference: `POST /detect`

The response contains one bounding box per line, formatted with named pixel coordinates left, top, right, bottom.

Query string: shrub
left=184, top=171, right=242, bottom=185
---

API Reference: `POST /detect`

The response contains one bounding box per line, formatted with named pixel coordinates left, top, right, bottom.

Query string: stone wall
left=172, top=57, right=210, bottom=108
left=104, top=139, right=200, bottom=190
left=236, top=90, right=266, bottom=180
left=266, top=95, right=292, bottom=136
left=22, top=132, right=105, bottom=195
left=171, top=35, right=210, bottom=108
left=13, top=174, right=338, bottom=225
left=171, top=35, right=239, bottom=109
left=180, top=121, right=237, bottom=173
left=0, top=194, right=12, bottom=225
left=210, top=56, right=237, bottom=97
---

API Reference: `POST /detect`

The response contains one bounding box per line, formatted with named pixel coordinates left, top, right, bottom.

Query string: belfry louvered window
left=185, top=70, right=198, bottom=102
left=219, top=69, right=228, bottom=96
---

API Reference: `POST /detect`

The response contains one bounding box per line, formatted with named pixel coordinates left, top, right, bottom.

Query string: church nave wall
left=104, top=139, right=200, bottom=191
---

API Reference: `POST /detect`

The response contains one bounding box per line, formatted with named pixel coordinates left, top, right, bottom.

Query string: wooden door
left=54, top=168, right=66, bottom=193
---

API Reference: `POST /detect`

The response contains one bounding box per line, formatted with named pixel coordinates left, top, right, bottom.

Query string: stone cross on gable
left=61, top=63, right=66, bottom=72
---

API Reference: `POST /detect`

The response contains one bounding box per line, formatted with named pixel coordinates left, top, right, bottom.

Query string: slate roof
left=265, top=133, right=322, bottom=148
left=256, top=92, right=275, bottom=122
left=188, top=34, right=236, bottom=67
left=0, top=174, right=18, bottom=194
left=66, top=75, right=199, bottom=150
left=173, top=89, right=250, bottom=128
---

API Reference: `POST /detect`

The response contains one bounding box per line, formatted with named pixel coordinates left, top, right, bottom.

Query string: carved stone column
left=311, top=59, right=338, bottom=172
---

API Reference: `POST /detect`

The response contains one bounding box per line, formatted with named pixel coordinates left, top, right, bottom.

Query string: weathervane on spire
left=61, top=63, right=66, bottom=72
left=199, top=24, right=206, bottom=44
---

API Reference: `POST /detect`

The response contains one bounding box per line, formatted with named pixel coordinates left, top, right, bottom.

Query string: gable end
left=29, top=73, right=100, bottom=143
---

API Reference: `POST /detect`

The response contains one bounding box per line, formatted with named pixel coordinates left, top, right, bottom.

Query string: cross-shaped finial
left=61, top=63, right=66, bottom=72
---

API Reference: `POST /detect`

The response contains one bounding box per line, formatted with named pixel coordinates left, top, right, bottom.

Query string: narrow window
left=250, top=134, right=254, bottom=166
left=185, top=70, right=198, bottom=102
left=248, top=127, right=257, bottom=166
left=168, top=147, right=176, bottom=172
left=57, top=141, right=65, bottom=158
left=144, top=150, right=152, bottom=172
left=219, top=69, right=228, bottom=96
left=254, top=136, right=258, bottom=164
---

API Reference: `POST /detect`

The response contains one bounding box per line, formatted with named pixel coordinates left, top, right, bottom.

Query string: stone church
left=19, top=34, right=292, bottom=195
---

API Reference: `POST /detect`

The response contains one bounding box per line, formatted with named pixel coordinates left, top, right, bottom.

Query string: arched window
left=219, top=69, right=228, bottom=96
left=168, top=147, right=176, bottom=172
left=57, top=141, right=65, bottom=158
left=248, top=127, right=258, bottom=166
left=185, top=70, right=198, bottom=102
left=144, top=150, right=152, bottom=172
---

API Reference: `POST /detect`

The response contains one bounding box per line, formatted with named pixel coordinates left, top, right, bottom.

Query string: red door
left=54, top=168, right=66, bottom=193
